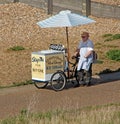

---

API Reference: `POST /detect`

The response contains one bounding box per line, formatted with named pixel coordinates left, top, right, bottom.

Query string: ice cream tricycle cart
left=32, top=44, right=79, bottom=91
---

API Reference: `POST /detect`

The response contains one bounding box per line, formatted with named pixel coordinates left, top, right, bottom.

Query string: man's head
left=81, top=32, right=89, bottom=41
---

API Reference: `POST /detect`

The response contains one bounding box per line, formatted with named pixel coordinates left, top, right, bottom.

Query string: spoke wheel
left=33, top=80, right=49, bottom=89
left=50, top=71, right=66, bottom=91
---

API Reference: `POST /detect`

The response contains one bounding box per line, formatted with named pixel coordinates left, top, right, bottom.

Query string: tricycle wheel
left=50, top=71, right=66, bottom=91
left=33, top=80, right=49, bottom=89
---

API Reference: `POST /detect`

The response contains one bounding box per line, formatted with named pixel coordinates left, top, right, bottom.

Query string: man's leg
left=84, top=63, right=92, bottom=86
left=78, top=69, right=84, bottom=81
left=74, top=69, right=84, bottom=87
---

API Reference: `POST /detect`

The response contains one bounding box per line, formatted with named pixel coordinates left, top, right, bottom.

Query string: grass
left=106, top=49, right=120, bottom=61
left=0, top=80, right=33, bottom=89
left=0, top=103, right=120, bottom=124
left=8, top=45, right=25, bottom=51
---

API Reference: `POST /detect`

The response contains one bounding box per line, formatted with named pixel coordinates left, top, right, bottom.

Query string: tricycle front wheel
left=50, top=71, right=66, bottom=91
left=33, top=80, right=49, bottom=89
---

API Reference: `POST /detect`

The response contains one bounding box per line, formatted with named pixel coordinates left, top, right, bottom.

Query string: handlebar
left=71, top=55, right=79, bottom=59
left=68, top=56, right=79, bottom=67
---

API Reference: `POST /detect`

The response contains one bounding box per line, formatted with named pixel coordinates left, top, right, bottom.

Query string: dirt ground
left=0, top=79, right=120, bottom=120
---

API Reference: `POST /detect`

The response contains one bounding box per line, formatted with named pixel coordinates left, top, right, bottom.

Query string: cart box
left=31, top=50, right=64, bottom=82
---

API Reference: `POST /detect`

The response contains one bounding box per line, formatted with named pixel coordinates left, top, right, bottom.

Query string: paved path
left=0, top=72, right=120, bottom=120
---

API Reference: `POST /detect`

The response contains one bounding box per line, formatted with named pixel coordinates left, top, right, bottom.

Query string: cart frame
left=33, top=56, right=79, bottom=91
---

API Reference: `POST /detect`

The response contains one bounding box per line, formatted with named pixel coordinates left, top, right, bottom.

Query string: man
left=73, top=32, right=94, bottom=87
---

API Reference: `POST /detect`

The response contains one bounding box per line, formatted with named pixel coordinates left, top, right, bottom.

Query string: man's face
left=81, top=35, right=88, bottom=42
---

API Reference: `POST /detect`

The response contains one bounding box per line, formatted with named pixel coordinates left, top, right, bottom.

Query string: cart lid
left=32, top=50, right=64, bottom=55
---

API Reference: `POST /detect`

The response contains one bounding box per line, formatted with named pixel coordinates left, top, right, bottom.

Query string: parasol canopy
left=37, top=10, right=95, bottom=28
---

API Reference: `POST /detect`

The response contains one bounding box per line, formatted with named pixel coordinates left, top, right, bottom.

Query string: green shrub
left=106, top=49, right=120, bottom=61
left=9, top=45, right=25, bottom=51
left=104, top=38, right=113, bottom=42
left=112, top=34, right=120, bottom=40
left=103, top=34, right=120, bottom=42
left=102, top=34, right=113, bottom=37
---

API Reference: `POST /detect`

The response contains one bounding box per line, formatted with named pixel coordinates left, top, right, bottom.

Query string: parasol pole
left=66, top=27, right=70, bottom=78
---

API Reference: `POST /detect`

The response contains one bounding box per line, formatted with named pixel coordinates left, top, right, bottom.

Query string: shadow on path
left=44, top=72, right=120, bottom=91
left=91, top=71, right=120, bottom=85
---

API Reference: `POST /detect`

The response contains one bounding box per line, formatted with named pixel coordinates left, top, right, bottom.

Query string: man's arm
left=84, top=50, right=93, bottom=58
left=84, top=41, right=94, bottom=58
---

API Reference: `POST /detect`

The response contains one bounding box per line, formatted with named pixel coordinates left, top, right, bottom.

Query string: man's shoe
left=86, top=82, right=91, bottom=87
left=74, top=83, right=80, bottom=88
left=80, top=83, right=86, bottom=87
